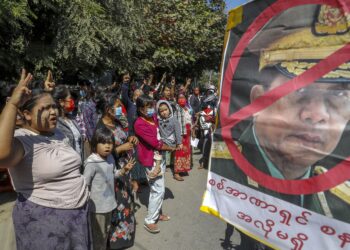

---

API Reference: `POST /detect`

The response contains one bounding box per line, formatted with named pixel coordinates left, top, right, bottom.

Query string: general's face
left=24, top=94, right=58, bottom=133
left=253, top=74, right=350, bottom=170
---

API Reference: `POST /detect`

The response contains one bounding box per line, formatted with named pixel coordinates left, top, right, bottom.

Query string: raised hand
left=124, top=157, right=136, bottom=172
left=171, top=76, right=176, bottom=86
left=148, top=74, right=154, bottom=85
left=160, top=72, right=167, bottom=83
left=44, top=70, right=55, bottom=91
left=186, top=77, right=192, bottom=86
left=8, top=69, right=33, bottom=108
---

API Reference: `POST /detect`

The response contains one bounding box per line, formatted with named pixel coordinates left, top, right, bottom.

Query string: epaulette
left=211, top=141, right=242, bottom=160
left=314, top=166, right=350, bottom=205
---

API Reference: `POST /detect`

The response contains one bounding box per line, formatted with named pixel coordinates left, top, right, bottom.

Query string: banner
left=201, top=1, right=350, bottom=249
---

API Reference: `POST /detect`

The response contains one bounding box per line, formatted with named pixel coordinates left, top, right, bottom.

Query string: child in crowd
left=83, top=127, right=135, bottom=250
left=148, top=100, right=182, bottom=178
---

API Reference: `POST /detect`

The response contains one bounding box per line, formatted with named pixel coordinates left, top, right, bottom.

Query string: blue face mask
left=79, top=90, right=86, bottom=98
left=146, top=108, right=155, bottom=117
left=115, top=107, right=122, bottom=117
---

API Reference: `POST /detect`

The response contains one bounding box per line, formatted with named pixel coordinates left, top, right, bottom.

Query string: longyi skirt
left=12, top=194, right=91, bottom=250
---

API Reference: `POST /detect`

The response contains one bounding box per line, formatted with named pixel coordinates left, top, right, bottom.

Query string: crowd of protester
left=0, top=69, right=218, bottom=250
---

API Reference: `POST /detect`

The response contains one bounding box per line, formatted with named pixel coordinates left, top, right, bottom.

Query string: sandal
left=158, top=214, right=171, bottom=222
left=173, top=174, right=184, bottom=181
left=144, top=223, right=160, bottom=233
left=198, top=163, right=204, bottom=169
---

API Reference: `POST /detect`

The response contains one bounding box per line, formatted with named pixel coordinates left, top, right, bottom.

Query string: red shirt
left=134, top=117, right=163, bottom=168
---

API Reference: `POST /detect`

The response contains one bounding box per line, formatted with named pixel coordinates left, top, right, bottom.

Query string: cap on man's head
left=248, top=4, right=350, bottom=83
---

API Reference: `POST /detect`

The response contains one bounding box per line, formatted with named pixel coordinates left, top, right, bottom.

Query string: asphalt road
left=0, top=149, right=241, bottom=250
left=131, top=149, right=240, bottom=250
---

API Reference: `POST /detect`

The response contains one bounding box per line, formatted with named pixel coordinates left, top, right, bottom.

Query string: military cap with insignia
left=248, top=4, right=350, bottom=83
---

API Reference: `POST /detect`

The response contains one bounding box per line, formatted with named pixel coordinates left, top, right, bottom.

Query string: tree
left=0, top=0, right=226, bottom=82
left=0, top=0, right=34, bottom=80
left=0, top=0, right=148, bottom=81
left=142, top=0, right=226, bottom=78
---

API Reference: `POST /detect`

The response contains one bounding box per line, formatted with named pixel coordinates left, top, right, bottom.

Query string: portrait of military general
left=210, top=3, right=350, bottom=223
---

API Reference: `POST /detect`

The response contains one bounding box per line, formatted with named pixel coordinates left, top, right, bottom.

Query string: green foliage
left=198, top=69, right=220, bottom=89
left=0, top=0, right=226, bottom=82
left=143, top=0, right=226, bottom=77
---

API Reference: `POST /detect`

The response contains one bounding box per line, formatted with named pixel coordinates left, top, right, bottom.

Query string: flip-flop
left=159, top=214, right=171, bottom=221
left=173, top=175, right=184, bottom=181
left=144, top=224, right=160, bottom=233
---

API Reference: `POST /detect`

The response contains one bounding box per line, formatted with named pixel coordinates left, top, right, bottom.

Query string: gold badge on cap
left=314, top=5, right=349, bottom=35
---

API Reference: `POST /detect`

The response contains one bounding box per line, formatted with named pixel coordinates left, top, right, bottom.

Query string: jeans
left=144, top=155, right=166, bottom=225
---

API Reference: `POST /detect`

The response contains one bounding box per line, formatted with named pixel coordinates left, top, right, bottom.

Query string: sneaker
left=144, top=223, right=160, bottom=233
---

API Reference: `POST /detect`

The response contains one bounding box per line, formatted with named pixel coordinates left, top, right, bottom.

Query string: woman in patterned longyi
left=95, top=92, right=138, bottom=249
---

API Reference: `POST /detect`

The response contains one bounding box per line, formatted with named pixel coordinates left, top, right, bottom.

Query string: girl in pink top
left=134, top=95, right=175, bottom=234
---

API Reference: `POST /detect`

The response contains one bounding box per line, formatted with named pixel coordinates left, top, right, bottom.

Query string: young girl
left=94, top=92, right=139, bottom=249
left=149, top=100, right=182, bottom=179
left=83, top=127, right=135, bottom=250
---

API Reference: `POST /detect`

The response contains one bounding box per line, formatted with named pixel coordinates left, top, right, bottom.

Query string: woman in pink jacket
left=134, top=95, right=175, bottom=234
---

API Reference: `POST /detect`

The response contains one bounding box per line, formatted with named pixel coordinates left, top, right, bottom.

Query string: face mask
left=115, top=106, right=122, bottom=118
left=79, top=90, right=86, bottom=98
left=178, top=99, right=186, bottom=107
left=146, top=108, right=155, bottom=117
left=65, top=99, right=75, bottom=113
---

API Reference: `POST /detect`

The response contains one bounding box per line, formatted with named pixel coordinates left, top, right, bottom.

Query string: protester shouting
left=0, top=70, right=90, bottom=250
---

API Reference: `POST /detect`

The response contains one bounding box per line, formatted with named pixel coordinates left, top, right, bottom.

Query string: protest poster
left=201, top=0, right=350, bottom=249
